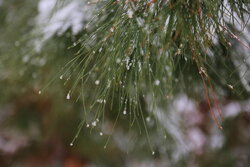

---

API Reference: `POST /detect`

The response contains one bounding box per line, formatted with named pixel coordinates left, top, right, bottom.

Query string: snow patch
left=35, top=0, right=93, bottom=51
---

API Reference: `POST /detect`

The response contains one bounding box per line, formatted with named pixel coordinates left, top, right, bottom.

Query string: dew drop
left=228, top=84, right=234, bottom=90
left=176, top=49, right=181, bottom=55
left=116, top=58, right=121, bottom=64
left=38, top=90, right=42, bottom=95
left=100, top=132, right=103, bottom=136
left=152, top=151, right=155, bottom=155
left=110, top=27, right=115, bottom=32
left=154, top=80, right=160, bottom=86
left=146, top=116, right=151, bottom=122
left=123, top=110, right=127, bottom=115
left=95, top=80, right=100, bottom=85
left=92, top=121, right=97, bottom=127
left=70, top=143, right=73, bottom=146
left=59, top=75, right=63, bottom=80
left=99, top=47, right=103, bottom=53
left=66, top=91, right=71, bottom=100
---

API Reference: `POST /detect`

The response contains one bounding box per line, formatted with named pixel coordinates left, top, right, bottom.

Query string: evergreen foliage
left=0, top=1, right=250, bottom=166
left=65, top=0, right=250, bottom=132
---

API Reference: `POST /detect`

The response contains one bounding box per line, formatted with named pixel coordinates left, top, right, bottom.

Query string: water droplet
left=154, top=80, right=160, bottom=86
left=116, top=58, right=121, bottom=64
left=176, top=49, right=181, bottom=55
left=59, top=75, right=63, bottom=80
left=97, top=99, right=102, bottom=103
left=99, top=47, right=103, bottom=53
left=228, top=84, right=234, bottom=90
left=146, top=116, right=151, bottom=122
left=110, top=27, right=115, bottom=32
left=100, top=132, right=103, bottom=136
left=38, top=90, right=42, bottom=95
left=86, top=124, right=90, bottom=128
left=92, top=121, right=97, bottom=127
left=95, top=80, right=100, bottom=85
left=70, top=143, right=73, bottom=146
left=123, top=110, right=127, bottom=115
left=66, top=91, right=71, bottom=100
left=152, top=151, right=155, bottom=155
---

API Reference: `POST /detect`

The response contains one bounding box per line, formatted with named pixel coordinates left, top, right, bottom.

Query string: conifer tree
left=64, top=0, right=250, bottom=134
left=0, top=0, right=250, bottom=166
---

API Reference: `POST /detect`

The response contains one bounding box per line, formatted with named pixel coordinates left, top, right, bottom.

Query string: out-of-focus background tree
left=0, top=0, right=249, bottom=167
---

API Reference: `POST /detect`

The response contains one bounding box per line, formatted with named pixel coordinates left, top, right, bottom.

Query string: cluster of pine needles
left=50, top=0, right=250, bottom=150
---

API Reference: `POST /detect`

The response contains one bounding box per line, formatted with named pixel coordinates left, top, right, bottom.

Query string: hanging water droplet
left=116, top=58, right=121, bottom=64
left=86, top=124, right=90, bottom=128
left=152, top=151, right=155, bottom=155
left=228, top=84, right=234, bottom=90
left=66, top=91, right=71, bottom=100
left=73, top=42, right=77, bottom=46
left=110, top=27, right=115, bottom=32
left=70, top=143, right=73, bottom=146
left=176, top=49, right=181, bottom=55
left=99, top=47, right=103, bottom=53
left=95, top=80, right=100, bottom=85
left=146, top=116, right=151, bottom=122
left=92, top=121, right=97, bottom=127
left=154, top=80, right=160, bottom=86
left=97, top=99, right=102, bottom=103
left=59, top=75, right=63, bottom=80
left=100, top=132, right=103, bottom=136
left=123, top=110, right=127, bottom=115
left=38, top=90, right=42, bottom=95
